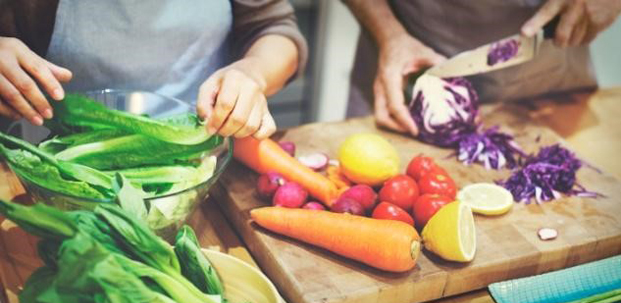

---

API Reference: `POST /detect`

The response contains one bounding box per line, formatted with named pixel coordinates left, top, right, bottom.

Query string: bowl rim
left=10, top=89, right=234, bottom=203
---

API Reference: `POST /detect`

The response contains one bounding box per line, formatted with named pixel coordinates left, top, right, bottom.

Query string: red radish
left=257, top=172, right=286, bottom=199
left=331, top=198, right=364, bottom=216
left=298, top=153, right=329, bottom=171
left=339, top=185, right=377, bottom=212
left=302, top=202, right=326, bottom=211
left=273, top=182, right=308, bottom=208
left=278, top=141, right=296, bottom=157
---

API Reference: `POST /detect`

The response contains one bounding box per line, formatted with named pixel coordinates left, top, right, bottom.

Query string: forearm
left=242, top=34, right=299, bottom=97
left=344, top=0, right=411, bottom=48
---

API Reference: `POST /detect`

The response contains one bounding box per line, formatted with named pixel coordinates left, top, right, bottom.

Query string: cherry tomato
left=406, top=155, right=449, bottom=181
left=413, top=194, right=453, bottom=229
left=372, top=202, right=415, bottom=225
left=378, top=174, right=419, bottom=212
left=418, top=172, right=457, bottom=199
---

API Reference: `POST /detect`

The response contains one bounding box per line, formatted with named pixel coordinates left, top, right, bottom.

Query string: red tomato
left=378, top=175, right=419, bottom=212
left=418, top=172, right=457, bottom=199
left=413, top=194, right=453, bottom=229
left=372, top=202, right=415, bottom=225
left=406, top=155, right=450, bottom=181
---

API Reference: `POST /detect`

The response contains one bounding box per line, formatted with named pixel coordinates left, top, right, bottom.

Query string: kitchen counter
left=1, top=87, right=620, bottom=303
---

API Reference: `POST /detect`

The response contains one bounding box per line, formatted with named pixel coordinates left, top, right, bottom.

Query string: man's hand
left=0, top=37, right=72, bottom=125
left=374, top=33, right=446, bottom=135
left=522, top=0, right=621, bottom=47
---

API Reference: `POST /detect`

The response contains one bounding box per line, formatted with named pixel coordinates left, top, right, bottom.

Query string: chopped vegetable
left=537, top=228, right=558, bottom=241
left=234, top=137, right=339, bottom=206
left=251, top=206, right=421, bottom=272
left=487, top=38, right=520, bottom=66
left=498, top=144, right=600, bottom=203
left=298, top=153, right=329, bottom=171
left=457, top=126, right=525, bottom=169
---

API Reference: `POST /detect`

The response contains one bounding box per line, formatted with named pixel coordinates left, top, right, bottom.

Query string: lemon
left=457, top=183, right=514, bottom=215
left=422, top=202, right=476, bottom=262
left=337, top=133, right=400, bottom=186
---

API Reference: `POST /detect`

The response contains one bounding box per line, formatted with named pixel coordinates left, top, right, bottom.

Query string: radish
left=331, top=198, right=364, bottom=216
left=302, top=201, right=326, bottom=211
left=278, top=141, right=296, bottom=157
left=339, top=185, right=377, bottom=212
left=257, top=172, right=286, bottom=199
left=273, top=182, right=308, bottom=208
left=298, top=153, right=329, bottom=171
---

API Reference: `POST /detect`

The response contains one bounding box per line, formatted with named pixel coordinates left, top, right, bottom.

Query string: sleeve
left=0, top=0, right=59, bottom=57
left=231, top=0, right=309, bottom=79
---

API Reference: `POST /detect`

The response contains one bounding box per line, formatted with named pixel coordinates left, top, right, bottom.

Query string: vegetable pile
left=0, top=199, right=229, bottom=303
left=0, top=94, right=223, bottom=233
left=498, top=144, right=600, bottom=203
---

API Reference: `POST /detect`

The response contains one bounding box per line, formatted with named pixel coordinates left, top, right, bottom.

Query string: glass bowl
left=6, top=89, right=233, bottom=241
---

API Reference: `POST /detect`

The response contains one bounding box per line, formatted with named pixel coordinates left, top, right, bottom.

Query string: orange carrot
left=251, top=207, right=421, bottom=272
left=326, top=165, right=352, bottom=189
left=234, top=137, right=339, bottom=206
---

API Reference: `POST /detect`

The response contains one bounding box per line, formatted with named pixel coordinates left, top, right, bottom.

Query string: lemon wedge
left=422, top=202, right=476, bottom=262
left=457, top=183, right=514, bottom=215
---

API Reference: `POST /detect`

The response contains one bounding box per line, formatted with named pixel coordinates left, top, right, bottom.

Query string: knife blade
left=426, top=18, right=558, bottom=78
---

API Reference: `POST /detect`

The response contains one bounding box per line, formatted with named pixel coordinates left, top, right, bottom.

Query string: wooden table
left=1, top=88, right=620, bottom=303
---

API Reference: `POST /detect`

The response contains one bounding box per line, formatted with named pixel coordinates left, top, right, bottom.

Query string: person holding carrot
left=0, top=0, right=307, bottom=139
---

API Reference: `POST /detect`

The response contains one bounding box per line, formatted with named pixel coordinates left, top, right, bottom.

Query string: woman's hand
left=0, top=37, right=72, bottom=125
left=522, top=0, right=621, bottom=47
left=196, top=58, right=277, bottom=140
left=374, top=33, right=446, bottom=136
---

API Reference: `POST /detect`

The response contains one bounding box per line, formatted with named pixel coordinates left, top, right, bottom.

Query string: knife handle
left=543, top=16, right=560, bottom=39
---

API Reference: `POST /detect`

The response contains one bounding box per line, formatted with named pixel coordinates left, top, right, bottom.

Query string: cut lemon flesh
left=422, top=202, right=476, bottom=262
left=457, top=183, right=514, bottom=215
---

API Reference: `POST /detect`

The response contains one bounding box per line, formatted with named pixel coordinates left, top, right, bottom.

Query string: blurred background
left=270, top=0, right=621, bottom=128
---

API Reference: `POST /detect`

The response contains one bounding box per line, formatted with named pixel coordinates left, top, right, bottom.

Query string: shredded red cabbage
left=457, top=126, right=526, bottom=169
left=487, top=38, right=520, bottom=66
left=498, top=144, right=601, bottom=203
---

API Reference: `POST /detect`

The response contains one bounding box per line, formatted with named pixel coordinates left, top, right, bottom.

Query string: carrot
left=251, top=207, right=421, bottom=272
left=326, top=165, right=352, bottom=189
left=234, top=137, right=339, bottom=206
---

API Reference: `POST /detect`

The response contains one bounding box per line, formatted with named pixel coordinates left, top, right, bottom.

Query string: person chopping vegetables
left=344, top=0, right=621, bottom=136
left=0, top=0, right=307, bottom=139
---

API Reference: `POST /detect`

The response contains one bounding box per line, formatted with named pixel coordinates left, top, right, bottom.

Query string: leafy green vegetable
left=105, top=166, right=200, bottom=184
left=0, top=133, right=113, bottom=190
left=0, top=146, right=109, bottom=199
left=112, top=173, right=148, bottom=221
left=55, top=134, right=222, bottom=170
left=52, top=94, right=211, bottom=145
left=94, top=203, right=181, bottom=274
left=174, top=225, right=224, bottom=295
left=0, top=200, right=76, bottom=240
left=39, top=129, right=127, bottom=154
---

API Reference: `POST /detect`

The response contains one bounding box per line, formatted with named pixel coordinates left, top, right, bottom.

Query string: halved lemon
left=457, top=183, right=514, bottom=216
left=422, top=202, right=476, bottom=262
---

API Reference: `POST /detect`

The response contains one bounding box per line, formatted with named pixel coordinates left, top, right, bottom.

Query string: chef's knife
left=426, top=18, right=559, bottom=78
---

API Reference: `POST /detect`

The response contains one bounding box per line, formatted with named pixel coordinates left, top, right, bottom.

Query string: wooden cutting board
left=212, top=103, right=621, bottom=303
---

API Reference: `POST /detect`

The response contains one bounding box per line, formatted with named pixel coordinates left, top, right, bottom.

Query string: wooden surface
left=1, top=88, right=620, bottom=303
left=212, top=93, right=621, bottom=303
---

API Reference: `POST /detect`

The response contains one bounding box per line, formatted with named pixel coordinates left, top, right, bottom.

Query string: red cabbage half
left=498, top=144, right=601, bottom=203
left=408, top=75, right=478, bottom=147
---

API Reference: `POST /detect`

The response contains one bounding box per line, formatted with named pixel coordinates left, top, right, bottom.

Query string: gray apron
left=347, top=0, right=597, bottom=117
left=46, top=0, right=233, bottom=104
